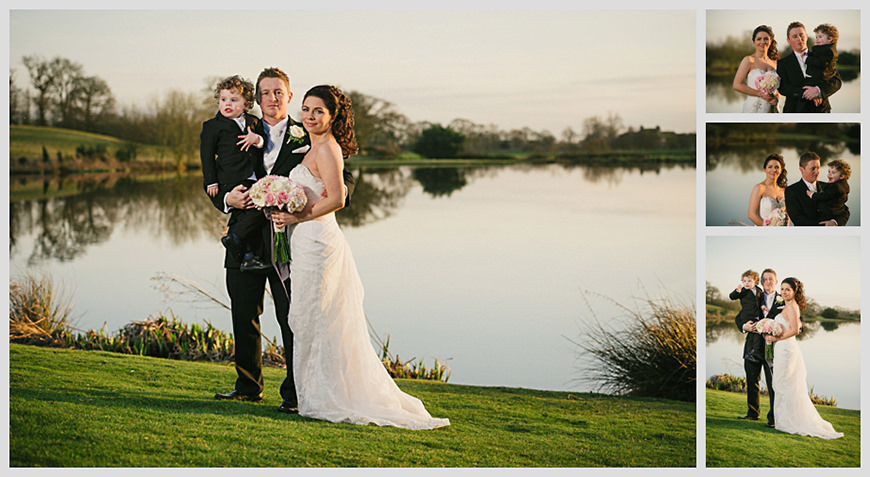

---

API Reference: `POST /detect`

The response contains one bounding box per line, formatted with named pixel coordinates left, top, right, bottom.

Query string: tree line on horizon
left=706, top=33, right=861, bottom=77
left=11, top=55, right=694, bottom=163
left=705, top=282, right=860, bottom=321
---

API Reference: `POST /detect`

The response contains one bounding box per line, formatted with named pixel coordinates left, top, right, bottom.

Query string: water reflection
left=9, top=161, right=695, bottom=394
left=706, top=73, right=861, bottom=113
left=11, top=161, right=696, bottom=263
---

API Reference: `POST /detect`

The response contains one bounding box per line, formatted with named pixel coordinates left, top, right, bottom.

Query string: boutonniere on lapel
left=286, top=125, right=306, bottom=145
left=774, top=296, right=784, bottom=306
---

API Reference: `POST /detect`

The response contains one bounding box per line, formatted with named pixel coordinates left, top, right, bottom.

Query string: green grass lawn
left=706, top=389, right=859, bottom=467
left=9, top=344, right=695, bottom=467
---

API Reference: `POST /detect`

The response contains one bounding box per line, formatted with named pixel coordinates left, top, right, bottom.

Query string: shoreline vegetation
left=706, top=373, right=838, bottom=407
left=9, top=124, right=695, bottom=177
left=10, top=272, right=450, bottom=382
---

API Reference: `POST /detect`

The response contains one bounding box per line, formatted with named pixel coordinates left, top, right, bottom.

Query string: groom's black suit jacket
left=777, top=50, right=842, bottom=113
left=784, top=179, right=827, bottom=226
left=211, top=116, right=356, bottom=269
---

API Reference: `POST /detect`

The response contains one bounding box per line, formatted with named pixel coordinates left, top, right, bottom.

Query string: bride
left=732, top=25, right=780, bottom=113
left=747, top=154, right=788, bottom=226
left=270, top=85, right=449, bottom=430
left=765, top=278, right=843, bottom=439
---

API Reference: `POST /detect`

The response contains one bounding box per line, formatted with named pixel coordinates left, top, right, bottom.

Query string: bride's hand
left=765, top=335, right=776, bottom=344
left=272, top=209, right=300, bottom=228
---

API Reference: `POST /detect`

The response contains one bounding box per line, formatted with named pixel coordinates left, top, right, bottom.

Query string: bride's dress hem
left=771, top=315, right=843, bottom=439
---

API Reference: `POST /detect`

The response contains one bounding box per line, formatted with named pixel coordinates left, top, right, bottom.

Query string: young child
left=804, top=24, right=839, bottom=92
left=730, top=269, right=763, bottom=344
left=807, top=159, right=851, bottom=226
left=200, top=75, right=269, bottom=271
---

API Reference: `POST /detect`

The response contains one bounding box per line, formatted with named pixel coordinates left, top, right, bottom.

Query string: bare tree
left=9, top=68, right=25, bottom=125
left=347, top=90, right=408, bottom=157
left=22, top=55, right=54, bottom=126
left=77, top=76, right=115, bottom=131
left=48, top=57, right=85, bottom=128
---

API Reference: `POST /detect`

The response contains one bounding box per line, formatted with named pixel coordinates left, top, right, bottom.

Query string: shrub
left=574, top=293, right=696, bottom=401
left=706, top=373, right=748, bottom=393
left=9, top=273, right=77, bottom=346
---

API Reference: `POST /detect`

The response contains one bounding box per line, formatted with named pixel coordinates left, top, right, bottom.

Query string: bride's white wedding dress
left=742, top=69, right=777, bottom=113
left=772, top=314, right=843, bottom=439
left=759, top=196, right=788, bottom=226
left=286, top=164, right=449, bottom=430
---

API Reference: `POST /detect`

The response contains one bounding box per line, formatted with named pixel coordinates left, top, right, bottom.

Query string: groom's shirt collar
left=802, top=178, right=817, bottom=192
left=263, top=117, right=289, bottom=174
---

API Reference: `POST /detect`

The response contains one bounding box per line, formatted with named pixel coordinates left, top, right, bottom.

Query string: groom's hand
left=820, top=219, right=838, bottom=226
left=227, top=184, right=254, bottom=210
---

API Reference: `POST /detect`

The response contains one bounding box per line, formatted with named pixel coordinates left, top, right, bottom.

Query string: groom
left=213, top=67, right=355, bottom=413
left=784, top=151, right=840, bottom=226
left=737, top=268, right=782, bottom=428
left=777, top=21, right=842, bottom=113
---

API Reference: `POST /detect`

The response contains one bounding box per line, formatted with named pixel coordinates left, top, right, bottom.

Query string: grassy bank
left=706, top=389, right=859, bottom=467
left=9, top=344, right=695, bottom=467
left=10, top=124, right=175, bottom=173
left=11, top=125, right=695, bottom=175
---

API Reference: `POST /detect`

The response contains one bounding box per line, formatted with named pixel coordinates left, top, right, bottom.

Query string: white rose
left=289, top=125, right=305, bottom=138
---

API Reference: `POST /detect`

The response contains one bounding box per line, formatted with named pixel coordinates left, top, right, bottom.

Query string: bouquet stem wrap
left=248, top=175, right=308, bottom=265
left=273, top=222, right=290, bottom=264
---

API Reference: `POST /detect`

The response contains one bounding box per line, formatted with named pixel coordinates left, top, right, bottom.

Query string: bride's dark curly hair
left=304, top=85, right=359, bottom=159
left=763, top=153, right=788, bottom=188
left=753, top=25, right=779, bottom=61
left=782, top=277, right=806, bottom=311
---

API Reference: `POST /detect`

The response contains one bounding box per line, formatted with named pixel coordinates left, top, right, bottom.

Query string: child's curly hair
left=214, top=75, right=255, bottom=111
left=813, top=23, right=839, bottom=44
left=827, top=159, right=851, bottom=180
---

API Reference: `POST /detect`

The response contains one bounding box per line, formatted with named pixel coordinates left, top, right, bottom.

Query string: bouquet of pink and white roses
left=755, top=318, right=783, bottom=360
left=249, top=175, right=307, bottom=263
left=763, top=208, right=788, bottom=226
left=754, top=70, right=781, bottom=96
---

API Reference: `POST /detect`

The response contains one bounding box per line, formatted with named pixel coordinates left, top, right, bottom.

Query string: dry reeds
left=378, top=334, right=451, bottom=382
left=572, top=291, right=696, bottom=402
left=9, top=272, right=77, bottom=346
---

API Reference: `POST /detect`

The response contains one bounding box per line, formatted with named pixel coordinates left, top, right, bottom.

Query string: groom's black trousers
left=225, top=267, right=296, bottom=402
left=744, top=358, right=774, bottom=424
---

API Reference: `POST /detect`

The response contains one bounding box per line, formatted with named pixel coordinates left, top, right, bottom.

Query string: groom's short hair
left=798, top=151, right=820, bottom=168
left=255, top=67, right=291, bottom=104
left=761, top=268, right=777, bottom=281
left=787, top=21, right=806, bottom=37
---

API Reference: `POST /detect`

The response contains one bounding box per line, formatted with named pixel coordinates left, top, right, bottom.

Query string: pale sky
left=7, top=7, right=696, bottom=134
left=706, top=10, right=861, bottom=52
left=706, top=236, right=861, bottom=310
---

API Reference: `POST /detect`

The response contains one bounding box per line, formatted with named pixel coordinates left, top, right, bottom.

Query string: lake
left=8, top=162, right=696, bottom=395
left=706, top=321, right=860, bottom=410
left=705, top=73, right=860, bottom=113
left=706, top=142, right=860, bottom=226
